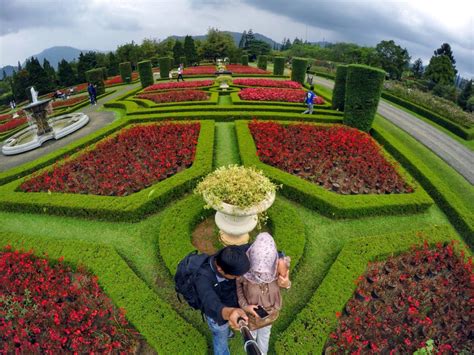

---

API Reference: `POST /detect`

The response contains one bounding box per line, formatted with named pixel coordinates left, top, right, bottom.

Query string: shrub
left=159, top=57, right=172, bottom=79
left=344, top=64, right=385, bottom=131
left=257, top=55, right=268, bottom=71
left=273, top=56, right=285, bottom=76
left=291, top=57, right=308, bottom=84
left=85, top=69, right=105, bottom=95
left=179, top=56, right=186, bottom=66
left=241, top=55, right=249, bottom=66
left=332, top=65, right=348, bottom=111
left=100, top=66, right=108, bottom=80
left=119, top=62, right=132, bottom=84
left=137, top=60, right=154, bottom=89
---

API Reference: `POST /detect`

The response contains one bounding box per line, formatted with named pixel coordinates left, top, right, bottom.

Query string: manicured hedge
left=273, top=56, right=285, bottom=76
left=257, top=55, right=268, bottom=71
left=332, top=65, right=347, bottom=111
left=381, top=91, right=474, bottom=140
left=235, top=120, right=433, bottom=218
left=119, top=62, right=132, bottom=83
left=241, top=55, right=249, bottom=66
left=275, top=225, right=468, bottom=353
left=100, top=67, right=108, bottom=80
left=158, top=195, right=305, bottom=276
left=85, top=69, right=105, bottom=95
left=159, top=57, right=172, bottom=79
left=137, top=60, right=154, bottom=89
left=291, top=57, right=308, bottom=85
left=0, top=121, right=215, bottom=221
left=0, top=232, right=207, bottom=353
left=343, top=64, right=385, bottom=131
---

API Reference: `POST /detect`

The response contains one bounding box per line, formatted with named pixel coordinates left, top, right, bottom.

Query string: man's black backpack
left=174, top=250, right=209, bottom=310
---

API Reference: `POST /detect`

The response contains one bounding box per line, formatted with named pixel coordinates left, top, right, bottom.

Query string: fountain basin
left=2, top=112, right=89, bottom=155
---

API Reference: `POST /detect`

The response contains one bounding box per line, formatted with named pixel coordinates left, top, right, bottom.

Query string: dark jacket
left=87, top=84, right=96, bottom=97
left=194, top=255, right=239, bottom=325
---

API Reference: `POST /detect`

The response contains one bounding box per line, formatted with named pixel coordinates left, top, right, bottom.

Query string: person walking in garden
left=236, top=233, right=291, bottom=355
left=302, top=85, right=316, bottom=114
left=177, top=63, right=184, bottom=82
left=87, top=82, right=97, bottom=105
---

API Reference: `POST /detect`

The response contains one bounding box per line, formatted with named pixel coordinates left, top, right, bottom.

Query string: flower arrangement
left=144, top=80, right=214, bottom=91
left=137, top=90, right=209, bottom=104
left=233, top=78, right=302, bottom=89
left=239, top=87, right=325, bottom=104
left=194, top=165, right=278, bottom=210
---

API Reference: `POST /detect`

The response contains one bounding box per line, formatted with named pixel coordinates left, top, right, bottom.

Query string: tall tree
left=43, top=58, right=57, bottom=84
left=434, top=43, right=457, bottom=74
left=25, top=57, right=54, bottom=94
left=425, top=54, right=455, bottom=85
left=116, top=41, right=142, bottom=70
left=239, top=30, right=247, bottom=49
left=173, top=40, right=184, bottom=65
left=246, top=29, right=255, bottom=44
left=457, top=79, right=472, bottom=110
left=2, top=70, right=6, bottom=80
left=106, top=52, right=120, bottom=76
left=200, top=28, right=237, bottom=61
left=77, top=51, right=98, bottom=83
left=412, top=58, right=424, bottom=79
left=17, top=61, right=22, bottom=71
left=140, top=38, right=159, bottom=59
left=375, top=40, right=410, bottom=80
left=12, top=69, right=30, bottom=101
left=57, top=59, right=77, bottom=87
left=184, top=35, right=198, bottom=65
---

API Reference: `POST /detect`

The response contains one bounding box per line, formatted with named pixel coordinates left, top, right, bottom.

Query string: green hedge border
left=0, top=120, right=215, bottom=222
left=235, top=120, right=433, bottom=218
left=158, top=194, right=306, bottom=277
left=308, top=70, right=336, bottom=80
left=381, top=92, right=474, bottom=140
left=0, top=231, right=207, bottom=353
left=274, top=225, right=469, bottom=353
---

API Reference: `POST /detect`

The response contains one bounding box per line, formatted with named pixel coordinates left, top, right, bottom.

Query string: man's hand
left=222, top=307, right=248, bottom=330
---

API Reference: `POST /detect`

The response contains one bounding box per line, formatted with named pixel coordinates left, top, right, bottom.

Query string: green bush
left=332, top=65, right=348, bottom=111
left=235, top=120, right=433, bottom=218
left=275, top=226, right=468, bottom=353
left=159, top=57, right=172, bottom=79
left=179, top=56, right=187, bottom=67
left=0, top=232, right=207, bottom=353
left=85, top=68, right=105, bottom=95
left=273, top=57, right=285, bottom=76
left=137, top=60, right=154, bottom=89
left=291, top=57, right=308, bottom=85
left=241, top=55, right=249, bottom=66
left=119, top=62, right=132, bottom=83
left=343, top=64, right=385, bottom=131
left=100, top=67, right=108, bottom=80
left=257, top=55, right=268, bottom=71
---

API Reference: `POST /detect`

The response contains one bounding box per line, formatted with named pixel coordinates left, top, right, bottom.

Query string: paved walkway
left=0, top=83, right=140, bottom=172
left=312, top=76, right=474, bottom=184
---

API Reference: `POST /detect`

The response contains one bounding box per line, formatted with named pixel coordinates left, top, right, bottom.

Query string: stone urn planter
left=204, top=191, right=275, bottom=245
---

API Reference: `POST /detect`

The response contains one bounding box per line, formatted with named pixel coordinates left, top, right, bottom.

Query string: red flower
left=239, top=87, right=325, bottom=104
left=137, top=90, right=209, bottom=103
left=144, top=80, right=214, bottom=91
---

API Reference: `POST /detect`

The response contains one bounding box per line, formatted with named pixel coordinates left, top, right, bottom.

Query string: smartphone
left=254, top=306, right=269, bottom=319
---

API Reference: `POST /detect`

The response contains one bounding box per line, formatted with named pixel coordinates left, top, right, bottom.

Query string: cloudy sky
left=1, top=0, right=473, bottom=77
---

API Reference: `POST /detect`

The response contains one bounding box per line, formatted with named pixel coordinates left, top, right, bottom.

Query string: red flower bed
left=0, top=117, right=27, bottom=133
left=104, top=72, right=139, bottom=86
left=227, top=64, right=270, bottom=74
left=234, top=78, right=302, bottom=89
left=52, top=96, right=88, bottom=109
left=249, top=121, right=412, bottom=194
left=0, top=113, right=12, bottom=122
left=20, top=122, right=200, bottom=196
left=326, top=241, right=473, bottom=353
left=183, top=66, right=217, bottom=75
left=0, top=246, right=138, bottom=353
left=239, top=87, right=325, bottom=104
left=137, top=90, right=209, bottom=104
left=74, top=83, right=88, bottom=92
left=144, top=80, right=214, bottom=91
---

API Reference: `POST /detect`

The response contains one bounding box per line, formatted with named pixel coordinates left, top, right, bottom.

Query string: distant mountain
left=1, top=65, right=17, bottom=79
left=169, top=31, right=280, bottom=48
left=23, top=46, right=88, bottom=68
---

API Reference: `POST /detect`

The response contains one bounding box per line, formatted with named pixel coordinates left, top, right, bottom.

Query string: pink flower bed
left=137, top=90, right=209, bottom=104
left=227, top=64, right=270, bottom=74
left=20, top=122, right=200, bottom=196
left=183, top=66, right=217, bottom=75
left=144, top=80, right=214, bottom=91
left=239, top=87, right=325, bottom=104
left=105, top=72, right=139, bottom=86
left=233, top=78, right=301, bottom=89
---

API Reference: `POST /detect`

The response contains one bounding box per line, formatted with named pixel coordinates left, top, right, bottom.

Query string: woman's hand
left=242, top=304, right=259, bottom=318
left=278, top=273, right=291, bottom=289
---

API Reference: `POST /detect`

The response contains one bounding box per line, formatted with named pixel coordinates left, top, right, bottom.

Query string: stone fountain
left=2, top=87, right=89, bottom=155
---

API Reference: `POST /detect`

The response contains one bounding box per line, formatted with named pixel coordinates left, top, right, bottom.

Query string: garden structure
left=0, top=61, right=472, bottom=354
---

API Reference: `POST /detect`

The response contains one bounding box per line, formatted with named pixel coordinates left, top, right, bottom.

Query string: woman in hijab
left=236, top=232, right=291, bottom=354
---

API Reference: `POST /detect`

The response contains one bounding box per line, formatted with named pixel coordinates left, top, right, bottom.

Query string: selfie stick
left=237, top=317, right=262, bottom=355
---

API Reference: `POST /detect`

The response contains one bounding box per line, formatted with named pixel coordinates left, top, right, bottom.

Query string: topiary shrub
left=332, top=65, right=348, bottom=111
left=159, top=57, right=172, bottom=79
left=119, top=62, right=132, bottom=83
left=137, top=60, right=153, bottom=89
left=241, top=55, right=249, bottom=66
left=273, top=56, right=285, bottom=76
left=100, top=67, right=108, bottom=80
left=85, top=68, right=105, bottom=95
left=257, top=55, right=268, bottom=71
left=179, top=56, right=187, bottom=67
left=343, top=64, right=385, bottom=131
left=291, top=57, right=308, bottom=85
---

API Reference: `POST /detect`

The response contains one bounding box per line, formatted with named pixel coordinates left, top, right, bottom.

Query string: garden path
left=0, top=82, right=141, bottom=172
left=312, top=76, right=474, bottom=184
